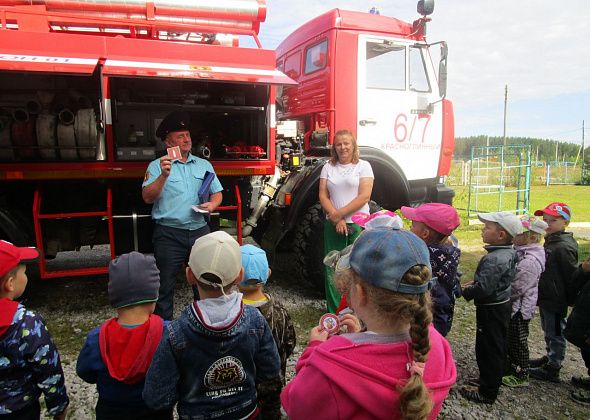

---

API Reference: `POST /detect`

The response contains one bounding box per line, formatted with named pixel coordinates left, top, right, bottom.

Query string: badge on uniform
left=167, top=146, right=181, bottom=160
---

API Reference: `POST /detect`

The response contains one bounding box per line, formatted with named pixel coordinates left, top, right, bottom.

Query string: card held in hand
left=167, top=146, right=181, bottom=161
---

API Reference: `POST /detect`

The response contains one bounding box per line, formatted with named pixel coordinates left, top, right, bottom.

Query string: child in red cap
left=529, top=202, right=578, bottom=383
left=0, top=240, right=69, bottom=419
left=401, top=203, right=461, bottom=337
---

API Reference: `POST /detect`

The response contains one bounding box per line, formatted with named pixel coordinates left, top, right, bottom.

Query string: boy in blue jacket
left=0, top=240, right=69, bottom=419
left=76, top=252, right=171, bottom=420
left=143, top=231, right=281, bottom=419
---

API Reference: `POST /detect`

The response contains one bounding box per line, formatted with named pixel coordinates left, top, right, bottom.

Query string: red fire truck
left=0, top=0, right=454, bottom=288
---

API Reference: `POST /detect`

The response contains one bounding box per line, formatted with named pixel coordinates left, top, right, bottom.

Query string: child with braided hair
left=280, top=228, right=456, bottom=420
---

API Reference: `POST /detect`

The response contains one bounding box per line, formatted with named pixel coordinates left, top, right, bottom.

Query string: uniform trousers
left=153, top=223, right=210, bottom=320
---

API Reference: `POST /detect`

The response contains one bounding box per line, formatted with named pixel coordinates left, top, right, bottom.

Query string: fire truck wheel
left=294, top=203, right=325, bottom=294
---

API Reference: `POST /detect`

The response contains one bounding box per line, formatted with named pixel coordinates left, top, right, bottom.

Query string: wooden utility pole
left=503, top=85, right=508, bottom=146
left=583, top=120, right=586, bottom=164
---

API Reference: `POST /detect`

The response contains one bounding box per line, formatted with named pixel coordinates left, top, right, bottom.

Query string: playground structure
left=465, top=145, right=531, bottom=219
left=449, top=158, right=586, bottom=187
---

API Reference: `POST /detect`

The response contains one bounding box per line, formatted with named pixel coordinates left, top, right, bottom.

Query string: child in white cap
left=143, top=231, right=281, bottom=420
left=460, top=211, right=523, bottom=404
left=502, top=215, right=548, bottom=388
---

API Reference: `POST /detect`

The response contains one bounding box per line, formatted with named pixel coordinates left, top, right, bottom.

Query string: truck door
left=356, top=35, right=443, bottom=181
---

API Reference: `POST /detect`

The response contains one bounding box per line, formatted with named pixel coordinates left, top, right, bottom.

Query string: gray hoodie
left=511, top=244, right=546, bottom=319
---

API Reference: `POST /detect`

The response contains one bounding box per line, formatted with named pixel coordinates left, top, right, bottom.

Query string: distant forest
left=454, top=136, right=588, bottom=163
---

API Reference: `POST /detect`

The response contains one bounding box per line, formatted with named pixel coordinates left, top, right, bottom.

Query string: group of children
left=1, top=198, right=589, bottom=419
left=0, top=233, right=296, bottom=419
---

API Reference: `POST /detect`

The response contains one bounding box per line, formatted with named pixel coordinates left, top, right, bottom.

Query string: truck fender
left=280, top=158, right=327, bottom=237
left=358, top=146, right=410, bottom=210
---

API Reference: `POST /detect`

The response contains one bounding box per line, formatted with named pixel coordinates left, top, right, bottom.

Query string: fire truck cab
left=252, top=5, right=455, bottom=286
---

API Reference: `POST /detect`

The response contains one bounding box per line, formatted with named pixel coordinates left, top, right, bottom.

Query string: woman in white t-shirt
left=319, top=129, right=374, bottom=313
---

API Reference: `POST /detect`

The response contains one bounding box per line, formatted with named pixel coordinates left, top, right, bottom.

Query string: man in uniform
left=142, top=110, right=223, bottom=320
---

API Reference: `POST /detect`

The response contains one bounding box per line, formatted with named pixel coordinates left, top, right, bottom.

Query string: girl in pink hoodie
left=281, top=228, right=456, bottom=420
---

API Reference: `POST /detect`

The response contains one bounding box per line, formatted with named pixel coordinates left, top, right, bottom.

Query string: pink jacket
left=281, top=325, right=456, bottom=420
left=511, top=244, right=546, bottom=320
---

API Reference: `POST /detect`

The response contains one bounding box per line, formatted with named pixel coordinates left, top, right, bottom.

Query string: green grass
left=288, top=305, right=325, bottom=347
left=451, top=184, right=590, bottom=221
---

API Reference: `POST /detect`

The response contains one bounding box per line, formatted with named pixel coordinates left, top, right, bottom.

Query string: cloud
left=255, top=0, right=589, bottom=142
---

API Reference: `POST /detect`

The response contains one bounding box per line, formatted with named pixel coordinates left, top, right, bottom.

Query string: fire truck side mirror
left=417, top=0, right=434, bottom=16
left=438, top=42, right=448, bottom=98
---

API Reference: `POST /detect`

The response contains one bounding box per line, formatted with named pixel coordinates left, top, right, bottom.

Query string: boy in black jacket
left=530, top=202, right=578, bottom=383
left=564, top=256, right=590, bottom=404
left=459, top=212, right=522, bottom=404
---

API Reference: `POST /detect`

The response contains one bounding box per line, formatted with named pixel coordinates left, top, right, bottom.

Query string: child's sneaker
left=459, top=385, right=495, bottom=404
left=529, top=364, right=560, bottom=383
left=528, top=355, right=548, bottom=368
left=502, top=374, right=529, bottom=387
left=570, top=390, right=590, bottom=405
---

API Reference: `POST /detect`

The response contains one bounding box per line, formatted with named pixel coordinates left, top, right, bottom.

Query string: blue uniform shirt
left=142, top=154, right=223, bottom=230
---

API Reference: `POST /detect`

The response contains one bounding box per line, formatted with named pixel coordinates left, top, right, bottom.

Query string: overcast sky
left=249, top=0, right=590, bottom=145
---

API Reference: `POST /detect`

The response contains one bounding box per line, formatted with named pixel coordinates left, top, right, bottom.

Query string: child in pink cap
left=401, top=203, right=461, bottom=337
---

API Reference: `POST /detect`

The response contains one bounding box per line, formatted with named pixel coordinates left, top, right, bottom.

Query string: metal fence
left=449, top=159, right=586, bottom=186
left=464, top=145, right=531, bottom=218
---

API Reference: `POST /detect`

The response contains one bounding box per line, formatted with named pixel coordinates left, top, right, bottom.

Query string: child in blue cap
left=239, top=244, right=296, bottom=420
left=281, top=228, right=456, bottom=419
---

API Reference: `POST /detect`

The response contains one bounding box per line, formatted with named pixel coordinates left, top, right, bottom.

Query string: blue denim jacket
left=143, top=300, right=281, bottom=420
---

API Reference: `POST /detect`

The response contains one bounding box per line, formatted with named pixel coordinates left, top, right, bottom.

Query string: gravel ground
left=22, top=247, right=590, bottom=419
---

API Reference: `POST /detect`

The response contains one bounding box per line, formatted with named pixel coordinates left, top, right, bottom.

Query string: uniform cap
left=189, top=231, right=242, bottom=287
left=0, top=240, right=38, bottom=278
left=108, top=252, right=160, bottom=309
left=240, top=244, right=269, bottom=286
left=534, top=202, right=572, bottom=221
left=400, top=203, right=460, bottom=236
left=156, top=110, right=190, bottom=139
left=477, top=211, right=524, bottom=237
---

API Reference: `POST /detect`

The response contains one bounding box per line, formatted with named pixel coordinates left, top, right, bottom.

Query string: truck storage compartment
left=0, top=71, right=103, bottom=162
left=111, top=77, right=269, bottom=161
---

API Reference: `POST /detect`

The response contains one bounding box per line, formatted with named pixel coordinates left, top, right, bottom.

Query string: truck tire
left=294, top=203, right=325, bottom=292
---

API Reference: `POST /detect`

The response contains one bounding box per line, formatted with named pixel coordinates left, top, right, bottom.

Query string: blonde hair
left=526, top=231, right=543, bottom=243
left=352, top=265, right=433, bottom=420
left=330, top=129, right=360, bottom=165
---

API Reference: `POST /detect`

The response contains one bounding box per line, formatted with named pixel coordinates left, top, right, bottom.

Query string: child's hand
left=53, top=409, right=67, bottom=420
left=581, top=257, right=590, bottom=273
left=309, top=326, right=330, bottom=342
left=339, top=313, right=362, bottom=333
left=462, top=280, right=474, bottom=288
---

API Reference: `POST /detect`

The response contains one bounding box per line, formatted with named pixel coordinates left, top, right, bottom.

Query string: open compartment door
left=103, top=58, right=297, bottom=85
